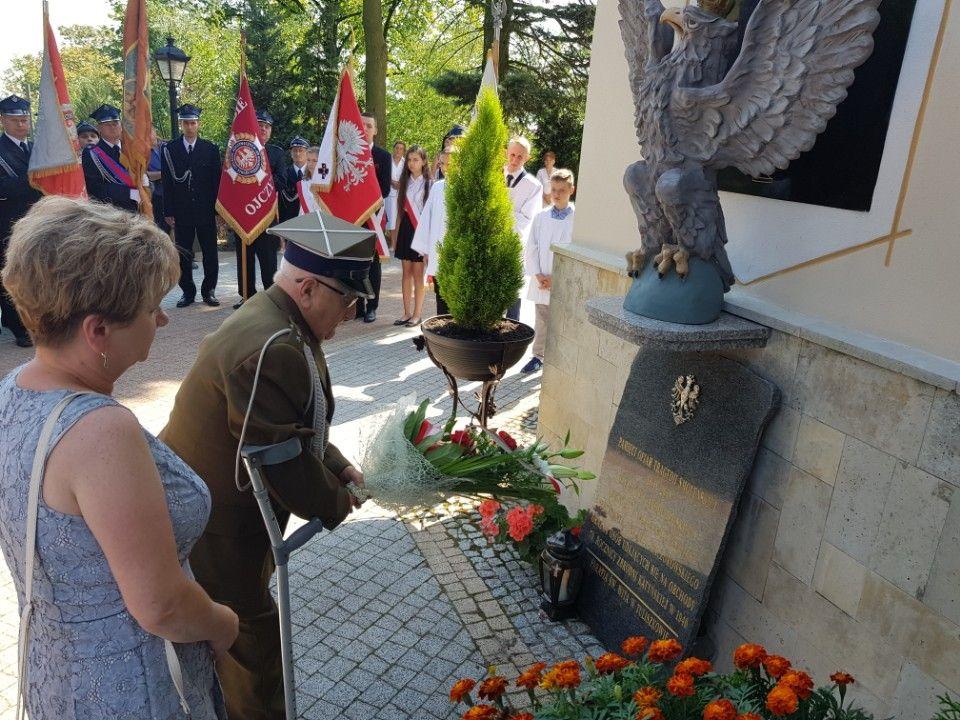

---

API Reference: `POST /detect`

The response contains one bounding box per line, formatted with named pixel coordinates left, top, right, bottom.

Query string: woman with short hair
left=0, top=196, right=237, bottom=718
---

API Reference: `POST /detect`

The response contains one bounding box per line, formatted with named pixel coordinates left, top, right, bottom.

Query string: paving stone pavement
left=0, top=252, right=604, bottom=719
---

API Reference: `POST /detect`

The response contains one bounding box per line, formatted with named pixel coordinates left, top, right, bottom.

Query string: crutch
left=241, top=437, right=325, bottom=720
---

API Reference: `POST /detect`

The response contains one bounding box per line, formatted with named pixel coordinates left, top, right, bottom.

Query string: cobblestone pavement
left=0, top=252, right=604, bottom=719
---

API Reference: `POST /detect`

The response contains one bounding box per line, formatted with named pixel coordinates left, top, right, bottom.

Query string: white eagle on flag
left=335, top=120, right=374, bottom=191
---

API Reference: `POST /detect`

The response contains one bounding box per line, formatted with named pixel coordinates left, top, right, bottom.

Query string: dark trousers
left=355, top=253, right=381, bottom=316
left=506, top=297, right=521, bottom=321
left=0, top=243, right=27, bottom=339
left=152, top=195, right=171, bottom=234
left=235, top=232, right=278, bottom=299
left=175, top=220, right=218, bottom=299
left=434, top=275, right=449, bottom=316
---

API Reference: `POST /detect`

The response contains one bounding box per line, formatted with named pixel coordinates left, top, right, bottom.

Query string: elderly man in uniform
left=233, top=109, right=288, bottom=309
left=160, top=210, right=371, bottom=719
left=161, top=104, right=223, bottom=307
left=0, top=95, right=41, bottom=347
left=81, top=104, right=140, bottom=212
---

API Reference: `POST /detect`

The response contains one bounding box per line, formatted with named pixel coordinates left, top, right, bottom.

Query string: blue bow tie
left=551, top=206, right=572, bottom=220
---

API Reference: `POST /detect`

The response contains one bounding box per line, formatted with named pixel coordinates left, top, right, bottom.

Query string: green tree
left=439, top=89, right=523, bottom=330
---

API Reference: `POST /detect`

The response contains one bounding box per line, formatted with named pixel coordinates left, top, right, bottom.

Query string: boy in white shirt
left=521, top=168, right=575, bottom=373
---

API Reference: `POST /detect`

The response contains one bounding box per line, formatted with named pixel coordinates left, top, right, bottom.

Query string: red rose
left=450, top=430, right=474, bottom=450
left=497, top=430, right=518, bottom=450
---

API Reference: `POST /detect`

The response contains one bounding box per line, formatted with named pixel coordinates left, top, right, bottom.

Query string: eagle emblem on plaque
left=226, top=131, right=268, bottom=185
left=671, top=374, right=700, bottom=426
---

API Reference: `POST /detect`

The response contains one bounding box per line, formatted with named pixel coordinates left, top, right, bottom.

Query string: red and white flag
left=216, top=71, right=277, bottom=243
left=28, top=1, right=85, bottom=199
left=309, top=68, right=388, bottom=257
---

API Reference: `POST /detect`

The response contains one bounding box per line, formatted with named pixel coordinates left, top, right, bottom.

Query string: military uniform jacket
left=266, top=143, right=288, bottom=199
left=160, top=284, right=353, bottom=539
left=82, top=138, right=138, bottom=212
left=0, top=134, right=42, bottom=243
left=161, top=135, right=222, bottom=223
left=279, top=164, right=307, bottom=222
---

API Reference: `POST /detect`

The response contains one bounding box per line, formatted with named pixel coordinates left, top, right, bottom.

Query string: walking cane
left=241, top=437, right=325, bottom=720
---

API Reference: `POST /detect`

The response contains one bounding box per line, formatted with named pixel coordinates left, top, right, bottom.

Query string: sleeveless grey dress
left=0, top=368, right=227, bottom=719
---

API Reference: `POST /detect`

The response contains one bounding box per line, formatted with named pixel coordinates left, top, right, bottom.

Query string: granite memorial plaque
left=578, top=347, right=779, bottom=651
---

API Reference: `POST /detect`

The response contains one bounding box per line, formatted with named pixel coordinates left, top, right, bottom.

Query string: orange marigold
left=703, top=698, right=738, bottom=720
left=766, top=685, right=799, bottom=716
left=540, top=660, right=581, bottom=690
left=647, top=638, right=683, bottom=663
left=733, top=643, right=767, bottom=669
left=509, top=714, right=535, bottom=720
left=622, top=636, right=649, bottom=656
left=762, top=655, right=792, bottom=679
left=737, top=714, right=763, bottom=720
left=778, top=670, right=814, bottom=700
left=830, top=672, right=855, bottom=686
left=666, top=672, right=696, bottom=697
left=516, top=662, right=547, bottom=689
left=463, top=704, right=498, bottom=720
left=595, top=652, right=631, bottom=675
left=477, top=676, right=508, bottom=701
left=633, top=686, right=662, bottom=708
left=450, top=678, right=476, bottom=703
left=676, top=657, right=713, bottom=677
left=638, top=708, right=666, bottom=720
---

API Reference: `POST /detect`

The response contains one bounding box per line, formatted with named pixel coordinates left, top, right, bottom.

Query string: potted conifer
left=419, top=88, right=535, bottom=386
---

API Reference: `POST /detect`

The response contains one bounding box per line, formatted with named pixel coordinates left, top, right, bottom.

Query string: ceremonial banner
left=216, top=72, right=277, bottom=243
left=120, top=0, right=152, bottom=215
left=310, top=68, right=385, bottom=254
left=28, top=1, right=85, bottom=198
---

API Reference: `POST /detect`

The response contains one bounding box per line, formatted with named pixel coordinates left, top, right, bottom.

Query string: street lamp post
left=153, top=37, right=190, bottom=138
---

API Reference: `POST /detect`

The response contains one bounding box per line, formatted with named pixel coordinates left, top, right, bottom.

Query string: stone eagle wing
left=670, top=0, right=881, bottom=176
left=619, top=0, right=671, bottom=145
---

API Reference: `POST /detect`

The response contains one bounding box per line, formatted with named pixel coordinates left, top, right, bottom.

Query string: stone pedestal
left=577, top=297, right=780, bottom=652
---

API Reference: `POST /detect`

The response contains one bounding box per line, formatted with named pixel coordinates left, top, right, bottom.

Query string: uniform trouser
left=506, top=296, right=521, bottom=321
left=175, top=220, right=219, bottom=299
left=533, top=303, right=550, bottom=359
left=190, top=519, right=289, bottom=720
left=0, top=242, right=27, bottom=339
left=236, top=232, right=279, bottom=299
left=355, top=253, right=381, bottom=316
left=433, top=275, right=449, bottom=316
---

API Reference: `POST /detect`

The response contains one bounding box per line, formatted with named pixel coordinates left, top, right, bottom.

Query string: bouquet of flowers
left=360, top=396, right=594, bottom=526
left=448, top=638, right=870, bottom=720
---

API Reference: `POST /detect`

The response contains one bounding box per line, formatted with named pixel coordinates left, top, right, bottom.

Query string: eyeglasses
left=296, top=275, right=358, bottom=307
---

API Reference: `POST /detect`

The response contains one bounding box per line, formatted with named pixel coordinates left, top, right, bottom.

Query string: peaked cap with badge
left=177, top=103, right=202, bottom=120
left=0, top=95, right=30, bottom=116
left=288, top=136, right=309, bottom=149
left=89, top=104, right=121, bottom=123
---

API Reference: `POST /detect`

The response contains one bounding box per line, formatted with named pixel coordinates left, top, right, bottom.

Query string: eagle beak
left=660, top=6, right=684, bottom=33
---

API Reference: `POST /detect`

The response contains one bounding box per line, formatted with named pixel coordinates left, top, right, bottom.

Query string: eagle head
left=659, top=5, right=738, bottom=83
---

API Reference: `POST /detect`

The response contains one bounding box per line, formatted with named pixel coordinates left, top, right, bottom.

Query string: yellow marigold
left=540, top=660, right=581, bottom=690
left=830, top=671, right=855, bottom=686
left=766, top=685, right=799, bottom=716
left=638, top=708, right=666, bottom=720
left=647, top=638, right=683, bottom=663
left=733, top=643, right=767, bottom=669
left=450, top=678, right=476, bottom=703
left=516, top=662, right=547, bottom=689
left=633, top=686, right=662, bottom=708
left=477, top=676, right=508, bottom=701
left=622, top=636, right=649, bottom=656
left=737, top=714, right=763, bottom=720
left=676, top=657, right=713, bottom=677
left=762, top=655, right=792, bottom=679
left=463, top=705, right=498, bottom=720
left=703, top=698, right=738, bottom=720
left=778, top=670, right=814, bottom=700
left=595, top=652, right=631, bottom=675
left=666, top=672, right=696, bottom=697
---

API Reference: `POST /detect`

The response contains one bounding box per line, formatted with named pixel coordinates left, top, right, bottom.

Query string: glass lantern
left=539, top=529, right=584, bottom=620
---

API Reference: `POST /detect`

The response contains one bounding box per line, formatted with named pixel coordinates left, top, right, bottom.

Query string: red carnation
left=497, top=430, right=518, bottom=450
left=451, top=430, right=474, bottom=450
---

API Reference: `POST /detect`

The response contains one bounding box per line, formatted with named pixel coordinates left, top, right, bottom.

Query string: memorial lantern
left=539, top=529, right=584, bottom=620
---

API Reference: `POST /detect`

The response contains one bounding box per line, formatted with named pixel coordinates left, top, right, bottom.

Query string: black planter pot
left=420, top=315, right=534, bottom=381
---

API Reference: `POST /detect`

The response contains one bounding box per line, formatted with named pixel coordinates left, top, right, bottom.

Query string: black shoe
left=202, top=294, right=220, bottom=307
left=14, top=335, right=32, bottom=348
left=393, top=318, right=411, bottom=326
left=363, top=310, right=377, bottom=323
left=176, top=295, right=195, bottom=308
left=232, top=300, right=244, bottom=310
left=520, top=357, right=543, bottom=374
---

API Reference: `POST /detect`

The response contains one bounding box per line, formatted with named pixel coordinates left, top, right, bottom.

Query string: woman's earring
left=101, top=352, right=108, bottom=369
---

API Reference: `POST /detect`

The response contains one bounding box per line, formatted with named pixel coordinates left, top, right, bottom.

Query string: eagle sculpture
left=621, top=0, right=881, bottom=294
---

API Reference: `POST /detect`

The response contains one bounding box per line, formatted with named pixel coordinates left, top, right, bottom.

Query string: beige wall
left=574, top=0, right=960, bottom=362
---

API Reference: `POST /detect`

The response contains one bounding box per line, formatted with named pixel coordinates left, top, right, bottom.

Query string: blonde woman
left=0, top=197, right=237, bottom=718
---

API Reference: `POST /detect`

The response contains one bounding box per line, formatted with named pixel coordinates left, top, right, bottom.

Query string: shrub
left=438, top=88, right=524, bottom=331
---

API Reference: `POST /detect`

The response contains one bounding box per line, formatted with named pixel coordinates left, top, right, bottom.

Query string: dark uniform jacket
left=371, top=143, right=391, bottom=200
left=279, top=164, right=307, bottom=222
left=161, top=135, right=222, bottom=223
left=265, top=143, right=287, bottom=200
left=81, top=138, right=138, bottom=212
left=0, top=134, right=42, bottom=243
